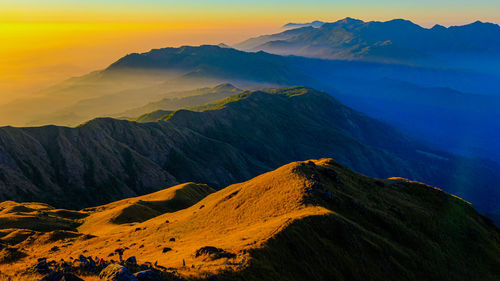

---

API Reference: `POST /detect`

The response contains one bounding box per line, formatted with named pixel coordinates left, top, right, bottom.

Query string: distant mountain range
left=1, top=159, right=499, bottom=280
left=2, top=44, right=500, bottom=163
left=236, top=17, right=500, bottom=73
left=98, top=45, right=500, bottom=162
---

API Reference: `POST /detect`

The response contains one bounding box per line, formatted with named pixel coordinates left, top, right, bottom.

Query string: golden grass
left=0, top=161, right=332, bottom=279
left=0, top=159, right=498, bottom=280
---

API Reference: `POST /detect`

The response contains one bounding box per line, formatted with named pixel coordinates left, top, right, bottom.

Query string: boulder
left=126, top=256, right=137, bottom=265
left=195, top=246, right=236, bottom=260
left=41, top=272, right=84, bottom=281
left=134, top=270, right=163, bottom=281
left=99, top=264, right=138, bottom=281
left=35, top=259, right=50, bottom=274
left=208, top=274, right=220, bottom=281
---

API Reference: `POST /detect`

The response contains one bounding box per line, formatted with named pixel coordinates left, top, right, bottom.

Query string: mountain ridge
left=235, top=17, right=500, bottom=70
left=0, top=87, right=499, bottom=220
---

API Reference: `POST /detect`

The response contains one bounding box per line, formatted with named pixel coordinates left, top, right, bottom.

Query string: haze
left=1, top=0, right=499, bottom=105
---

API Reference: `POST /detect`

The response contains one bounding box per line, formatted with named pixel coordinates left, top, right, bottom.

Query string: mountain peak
left=212, top=82, right=238, bottom=91
left=321, top=17, right=365, bottom=29
left=214, top=82, right=234, bottom=87
left=283, top=20, right=325, bottom=29
left=217, top=43, right=231, bottom=48
left=451, top=20, right=500, bottom=30
left=431, top=24, right=447, bottom=30
left=336, top=17, right=364, bottom=24
left=383, top=18, right=424, bottom=29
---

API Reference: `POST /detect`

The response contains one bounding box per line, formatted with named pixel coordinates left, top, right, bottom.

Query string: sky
left=1, top=0, right=499, bottom=104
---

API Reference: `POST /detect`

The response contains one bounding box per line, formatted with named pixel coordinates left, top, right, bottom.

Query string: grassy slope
left=0, top=182, right=212, bottom=278
left=0, top=159, right=498, bottom=280
left=79, top=183, right=214, bottom=235
left=214, top=161, right=500, bottom=281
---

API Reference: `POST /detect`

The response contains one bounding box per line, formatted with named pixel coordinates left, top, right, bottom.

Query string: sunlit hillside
left=0, top=159, right=498, bottom=280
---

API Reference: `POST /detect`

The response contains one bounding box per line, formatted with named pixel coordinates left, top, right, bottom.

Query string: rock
left=134, top=270, right=163, bottom=281
left=208, top=274, right=220, bottom=281
left=99, top=264, right=138, bottom=281
left=162, top=247, right=172, bottom=253
left=115, top=248, right=125, bottom=255
left=195, top=246, right=236, bottom=260
left=41, top=272, right=84, bottom=281
left=169, top=237, right=175, bottom=242
left=126, top=256, right=137, bottom=265
left=323, top=191, right=333, bottom=200
left=35, top=258, right=50, bottom=274
left=59, top=274, right=85, bottom=281
left=50, top=246, right=60, bottom=252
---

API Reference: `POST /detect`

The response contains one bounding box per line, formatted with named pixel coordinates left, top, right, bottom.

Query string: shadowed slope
left=0, top=87, right=500, bottom=216
left=79, top=183, right=214, bottom=235
left=0, top=201, right=85, bottom=233
left=0, top=183, right=214, bottom=258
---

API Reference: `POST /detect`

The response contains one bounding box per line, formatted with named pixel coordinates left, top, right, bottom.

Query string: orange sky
left=1, top=0, right=499, bottom=105
left=0, top=22, right=280, bottom=104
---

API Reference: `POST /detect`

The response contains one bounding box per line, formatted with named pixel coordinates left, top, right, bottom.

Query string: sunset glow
left=1, top=0, right=499, bottom=103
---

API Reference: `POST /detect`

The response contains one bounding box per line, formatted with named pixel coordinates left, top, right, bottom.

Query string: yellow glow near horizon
left=1, top=0, right=499, bottom=104
left=0, top=21, right=279, bottom=104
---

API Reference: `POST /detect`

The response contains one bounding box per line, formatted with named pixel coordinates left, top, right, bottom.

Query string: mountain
left=236, top=17, right=500, bottom=73
left=1, top=87, right=500, bottom=220
left=0, top=159, right=499, bottom=280
left=3, top=45, right=500, bottom=162
left=98, top=44, right=500, bottom=96
left=320, top=77, right=500, bottom=161
left=23, top=78, right=235, bottom=127
left=115, top=83, right=241, bottom=120
left=0, top=70, right=176, bottom=127
left=282, top=20, right=325, bottom=29
left=0, top=45, right=312, bottom=127
left=105, top=45, right=309, bottom=85
left=232, top=27, right=316, bottom=53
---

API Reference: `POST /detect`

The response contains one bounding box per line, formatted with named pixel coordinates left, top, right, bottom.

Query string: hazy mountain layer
left=102, top=45, right=500, bottom=161
left=2, top=44, right=500, bottom=163
left=116, top=83, right=241, bottom=120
